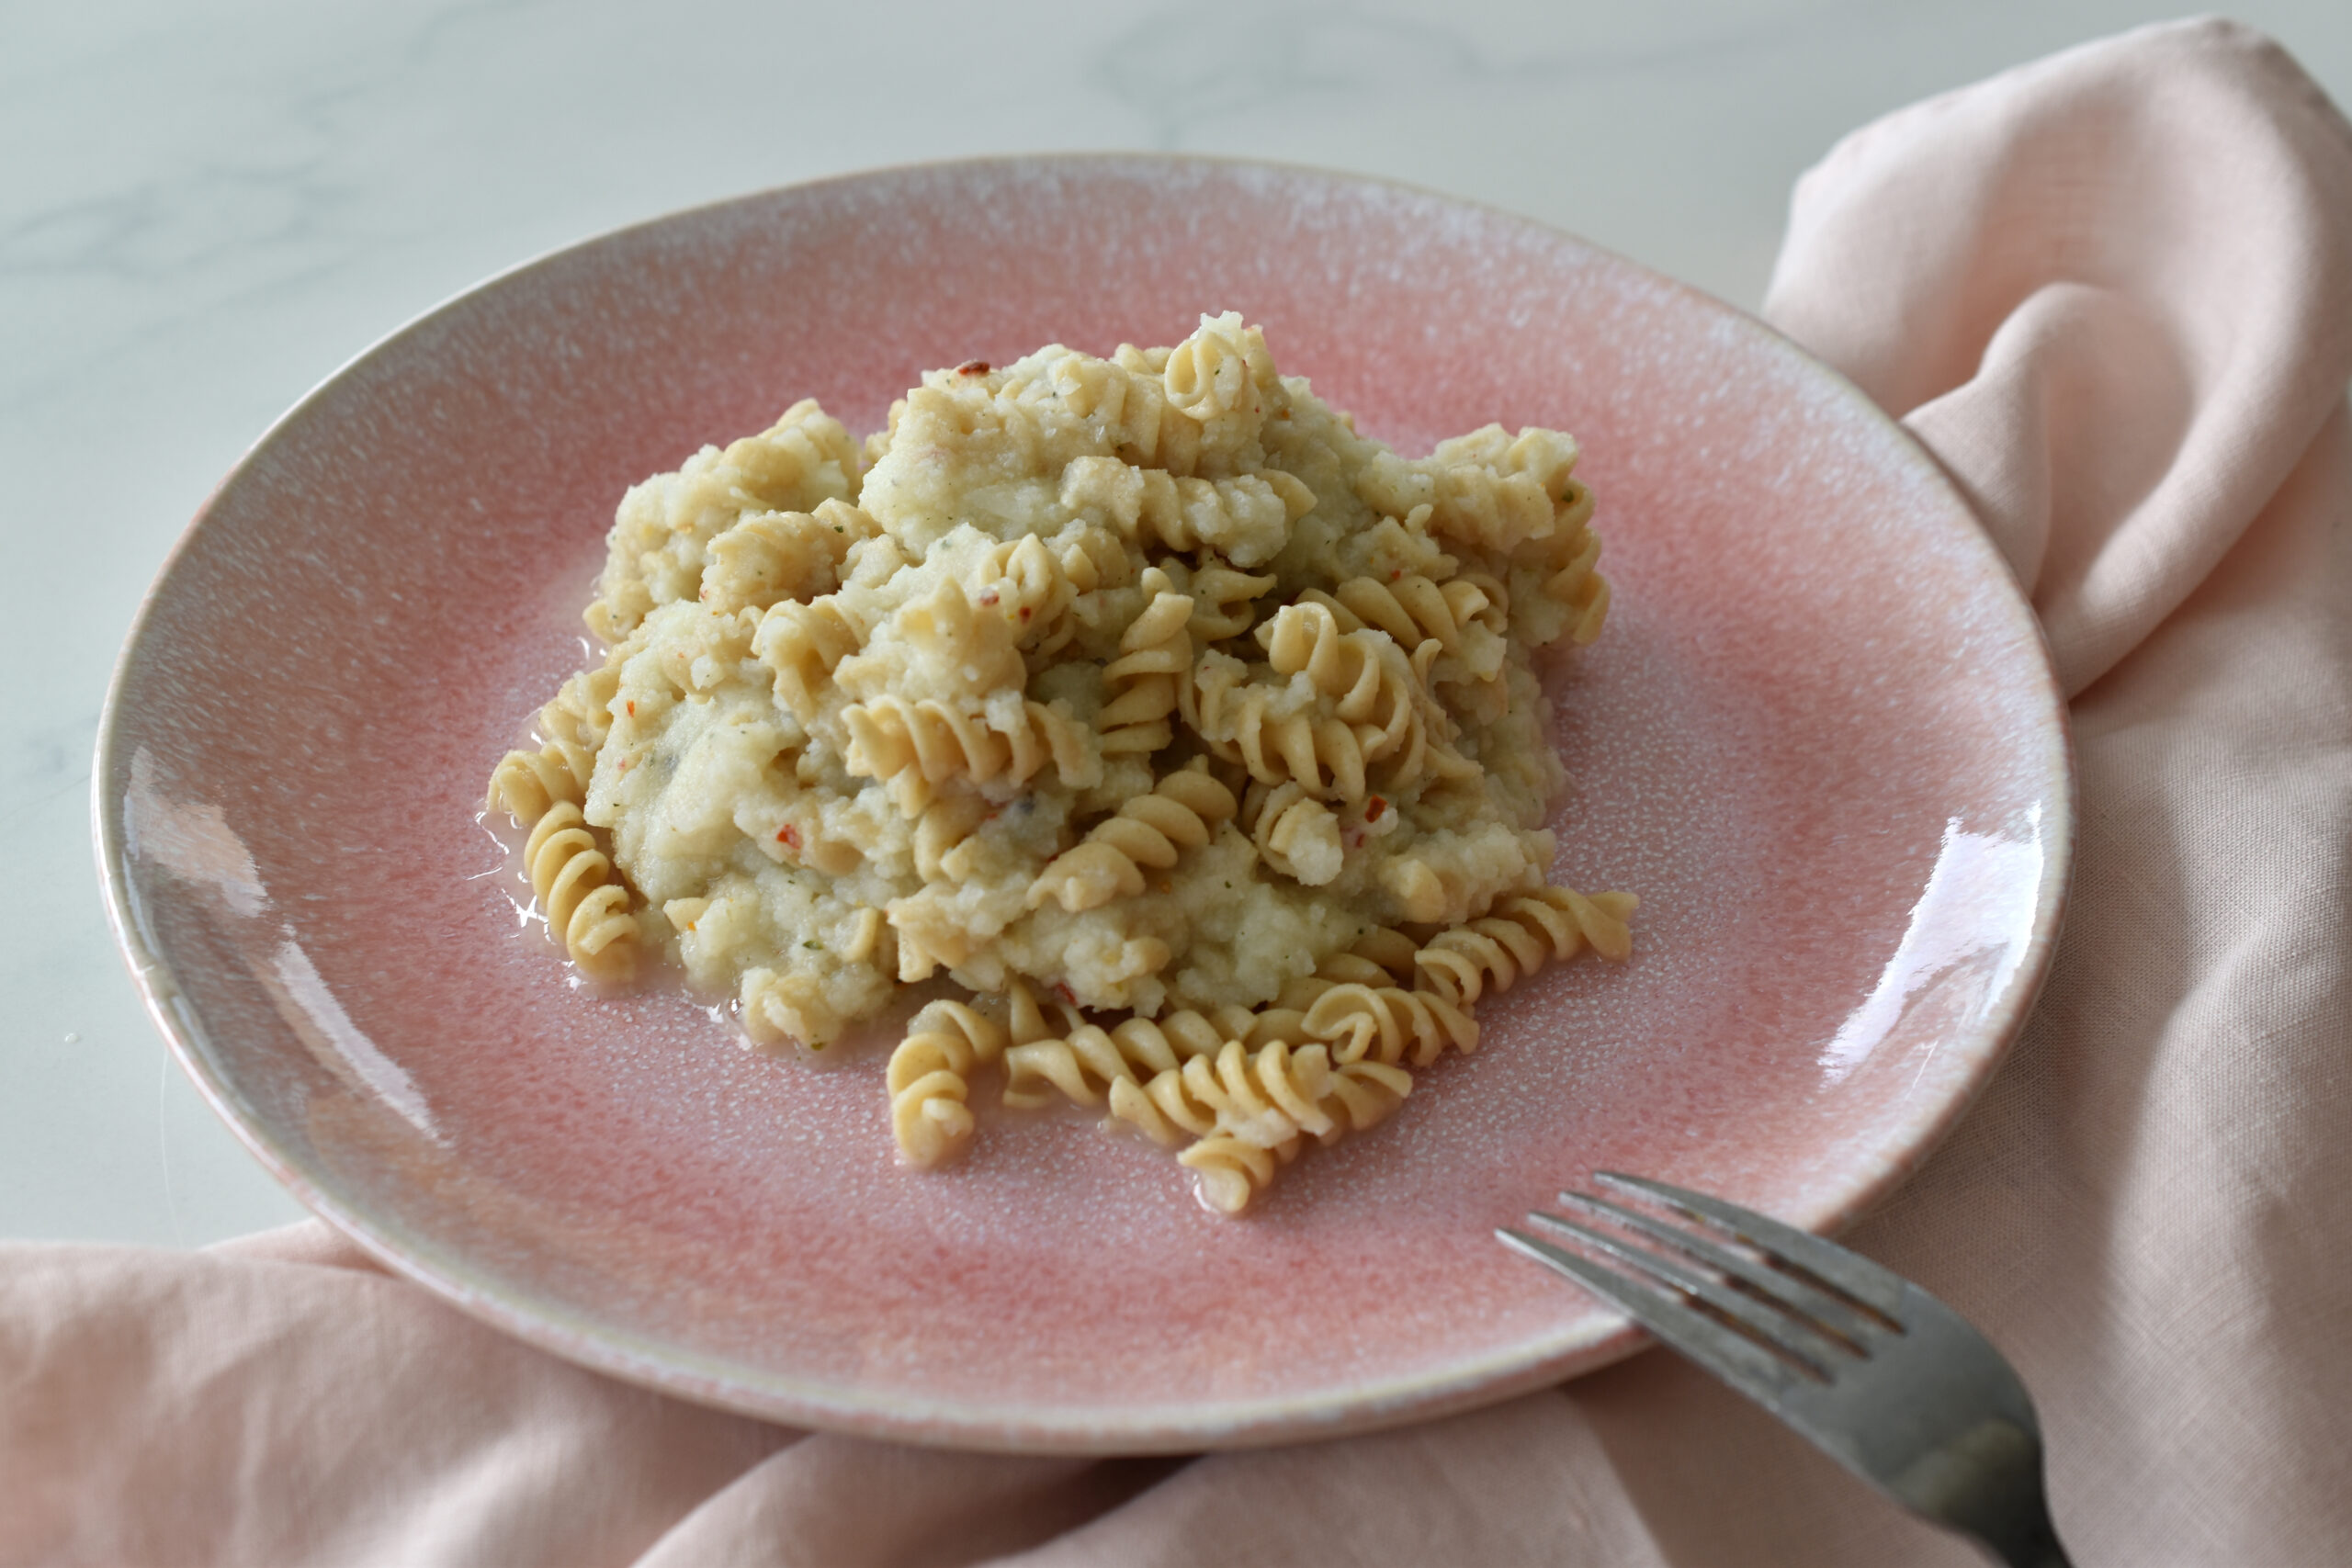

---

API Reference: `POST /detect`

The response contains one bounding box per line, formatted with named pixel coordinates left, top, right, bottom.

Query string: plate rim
left=92, top=151, right=2075, bottom=1453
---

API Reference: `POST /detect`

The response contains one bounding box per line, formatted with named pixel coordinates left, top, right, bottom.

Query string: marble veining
left=1091, top=0, right=1881, bottom=150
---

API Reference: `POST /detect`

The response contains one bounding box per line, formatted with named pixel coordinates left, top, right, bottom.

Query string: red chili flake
left=1018, top=605, right=1033, bottom=620
left=626, top=701, right=636, bottom=716
left=976, top=587, right=1000, bottom=607
left=1053, top=981, right=1078, bottom=1006
left=776, top=824, right=801, bottom=850
left=956, top=359, right=989, bottom=376
left=1390, top=568, right=1403, bottom=581
left=1364, top=796, right=1387, bottom=821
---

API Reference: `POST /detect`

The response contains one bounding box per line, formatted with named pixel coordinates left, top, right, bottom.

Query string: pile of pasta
left=487, top=313, right=1634, bottom=1213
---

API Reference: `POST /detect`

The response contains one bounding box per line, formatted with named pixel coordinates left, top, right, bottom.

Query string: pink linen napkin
left=9, top=17, right=2351, bottom=1565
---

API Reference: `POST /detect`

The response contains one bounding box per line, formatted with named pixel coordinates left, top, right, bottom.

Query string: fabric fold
left=1764, top=17, right=2352, bottom=697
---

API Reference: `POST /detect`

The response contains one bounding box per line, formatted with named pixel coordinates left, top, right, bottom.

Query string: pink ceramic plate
left=97, top=157, right=2070, bottom=1453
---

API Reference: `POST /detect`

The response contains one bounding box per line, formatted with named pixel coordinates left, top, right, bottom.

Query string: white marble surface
left=8, top=0, right=2348, bottom=1247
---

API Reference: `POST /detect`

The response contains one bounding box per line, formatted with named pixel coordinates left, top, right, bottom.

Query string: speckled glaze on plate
left=96, top=156, right=2071, bottom=1453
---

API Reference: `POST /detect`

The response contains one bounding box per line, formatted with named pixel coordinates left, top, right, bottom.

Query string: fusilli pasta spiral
left=912, top=794, right=989, bottom=884
left=1161, top=310, right=1272, bottom=422
left=1097, top=568, right=1194, bottom=756
left=1306, top=573, right=1508, bottom=683
left=1318, top=1058, right=1415, bottom=1139
left=1411, top=886, right=1638, bottom=1006
left=842, top=694, right=1098, bottom=814
left=1001, top=1021, right=1151, bottom=1110
left=1270, top=605, right=1480, bottom=793
left=1167, top=1044, right=1415, bottom=1213
left=887, top=998, right=1009, bottom=1168
left=752, top=596, right=869, bottom=722
left=971, top=535, right=1080, bottom=654
left=487, top=738, right=594, bottom=824
left=1027, top=761, right=1238, bottom=912
left=1247, top=781, right=1342, bottom=886
left=540, top=664, right=620, bottom=751
left=1300, top=980, right=1478, bottom=1067
left=1155, top=556, right=1276, bottom=643
left=522, top=802, right=638, bottom=982
left=1517, top=502, right=1611, bottom=645
left=1351, top=925, right=1426, bottom=984
left=1260, top=602, right=1400, bottom=717
left=1048, top=351, right=1204, bottom=477
left=1114, top=1006, right=1254, bottom=1064
left=1186, top=656, right=1373, bottom=801
left=1167, top=1038, right=1340, bottom=1149
left=1272, top=929, right=1419, bottom=1011
left=1177, top=1134, right=1296, bottom=1215
left=489, top=663, right=616, bottom=825
left=1514, top=885, right=1637, bottom=962
left=990, top=997, right=1295, bottom=1126
left=1059, top=458, right=1313, bottom=570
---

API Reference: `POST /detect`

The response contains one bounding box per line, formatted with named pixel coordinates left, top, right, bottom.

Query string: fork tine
left=1512, top=1186, right=2074, bottom=1568
left=1552, top=1191, right=1887, bottom=1353
left=1498, top=1226, right=1815, bottom=1405
left=1521, top=1212, right=1848, bottom=1375
left=1596, top=1172, right=1908, bottom=1320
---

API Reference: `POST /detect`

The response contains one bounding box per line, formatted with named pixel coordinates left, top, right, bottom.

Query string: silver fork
left=1499, top=1173, right=2073, bottom=1568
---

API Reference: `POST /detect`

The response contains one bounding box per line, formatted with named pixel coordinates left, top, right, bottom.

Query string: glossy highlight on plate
left=95, top=155, right=2071, bottom=1452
